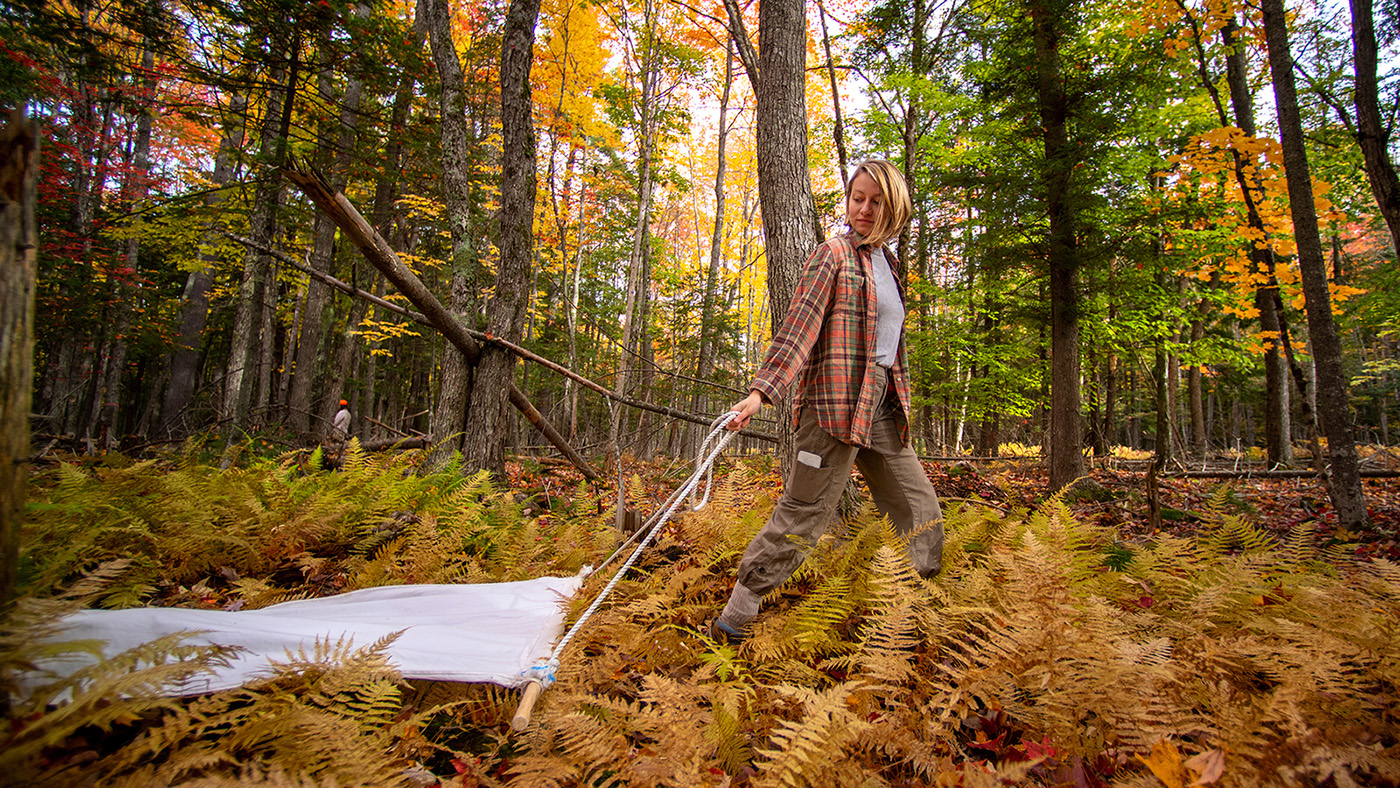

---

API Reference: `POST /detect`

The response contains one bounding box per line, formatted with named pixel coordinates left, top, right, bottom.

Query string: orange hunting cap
left=339, top=399, right=348, bottom=407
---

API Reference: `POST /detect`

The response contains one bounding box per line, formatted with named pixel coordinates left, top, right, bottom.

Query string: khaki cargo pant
left=721, top=375, right=944, bottom=627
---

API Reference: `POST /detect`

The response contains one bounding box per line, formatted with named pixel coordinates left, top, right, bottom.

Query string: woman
left=711, top=160, right=943, bottom=644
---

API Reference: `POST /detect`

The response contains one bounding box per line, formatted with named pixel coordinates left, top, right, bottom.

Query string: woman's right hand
left=727, top=391, right=764, bottom=430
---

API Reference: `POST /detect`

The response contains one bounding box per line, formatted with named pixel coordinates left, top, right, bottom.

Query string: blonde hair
left=846, top=159, right=912, bottom=249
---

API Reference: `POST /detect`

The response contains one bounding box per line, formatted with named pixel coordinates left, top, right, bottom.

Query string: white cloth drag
left=28, top=574, right=585, bottom=697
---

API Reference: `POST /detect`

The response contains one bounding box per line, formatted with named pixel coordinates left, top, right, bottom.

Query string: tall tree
left=288, top=16, right=366, bottom=438
left=724, top=0, right=821, bottom=467
left=423, top=0, right=479, bottom=465
left=1347, top=0, right=1400, bottom=254
left=1260, top=0, right=1369, bottom=528
left=1, top=111, right=38, bottom=609
left=223, top=45, right=296, bottom=434
left=461, top=0, right=542, bottom=477
left=161, top=93, right=247, bottom=435
left=1030, top=0, right=1085, bottom=490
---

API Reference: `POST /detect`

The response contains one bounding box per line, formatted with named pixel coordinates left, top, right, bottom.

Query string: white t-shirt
left=870, top=246, right=904, bottom=367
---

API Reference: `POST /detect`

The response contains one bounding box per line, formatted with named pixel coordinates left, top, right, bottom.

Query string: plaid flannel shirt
left=750, top=232, right=912, bottom=449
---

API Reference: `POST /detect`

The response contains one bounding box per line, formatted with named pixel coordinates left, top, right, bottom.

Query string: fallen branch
left=276, top=164, right=777, bottom=446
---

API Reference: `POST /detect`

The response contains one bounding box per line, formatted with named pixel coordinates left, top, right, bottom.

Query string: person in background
left=332, top=399, right=351, bottom=442
left=711, top=160, right=944, bottom=645
left=324, top=399, right=351, bottom=469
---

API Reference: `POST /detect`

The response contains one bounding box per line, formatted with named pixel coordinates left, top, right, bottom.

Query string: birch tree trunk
left=1260, top=0, right=1369, bottom=529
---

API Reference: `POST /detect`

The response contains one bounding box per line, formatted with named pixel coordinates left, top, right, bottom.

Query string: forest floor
left=12, top=443, right=1400, bottom=786
left=507, top=445, right=1400, bottom=567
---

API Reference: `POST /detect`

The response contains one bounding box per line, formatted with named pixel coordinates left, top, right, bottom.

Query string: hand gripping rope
left=511, top=411, right=739, bottom=731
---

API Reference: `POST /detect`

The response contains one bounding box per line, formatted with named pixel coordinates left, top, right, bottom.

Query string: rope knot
left=522, top=662, right=557, bottom=688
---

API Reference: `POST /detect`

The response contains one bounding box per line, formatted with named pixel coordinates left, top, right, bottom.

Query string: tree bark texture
left=463, top=0, right=541, bottom=478
left=750, top=0, right=822, bottom=471
left=1, top=111, right=38, bottom=609
left=289, top=44, right=364, bottom=437
left=1260, top=0, right=1369, bottom=528
left=1030, top=0, right=1085, bottom=491
left=1223, top=18, right=1292, bottom=465
left=424, top=0, right=477, bottom=465
left=223, top=56, right=292, bottom=433
left=1349, top=0, right=1400, bottom=254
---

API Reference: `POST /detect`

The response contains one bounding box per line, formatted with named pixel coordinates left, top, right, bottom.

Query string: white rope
left=522, top=411, right=739, bottom=689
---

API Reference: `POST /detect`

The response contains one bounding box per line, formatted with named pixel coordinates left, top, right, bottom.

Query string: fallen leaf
left=1185, top=749, right=1225, bottom=785
left=1138, top=738, right=1187, bottom=788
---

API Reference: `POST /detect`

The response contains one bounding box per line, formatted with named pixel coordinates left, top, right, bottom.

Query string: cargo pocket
left=786, top=453, right=837, bottom=505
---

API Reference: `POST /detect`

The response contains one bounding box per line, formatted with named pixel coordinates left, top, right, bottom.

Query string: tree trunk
left=1348, top=0, right=1400, bottom=253
left=1, top=111, right=38, bottom=610
left=289, top=40, right=364, bottom=437
left=689, top=43, right=734, bottom=452
left=816, top=0, right=848, bottom=187
left=1260, top=0, right=1369, bottom=528
left=224, top=51, right=294, bottom=434
left=1031, top=0, right=1084, bottom=490
left=734, top=0, right=822, bottom=471
left=97, top=42, right=156, bottom=447
left=424, top=0, right=479, bottom=465
left=1189, top=316, right=1206, bottom=455
left=461, top=0, right=541, bottom=478
left=1223, top=18, right=1292, bottom=465
left=162, top=93, right=247, bottom=435
left=611, top=0, right=663, bottom=464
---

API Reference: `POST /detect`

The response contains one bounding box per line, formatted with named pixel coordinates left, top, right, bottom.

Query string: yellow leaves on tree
left=1159, top=126, right=1364, bottom=323
left=534, top=0, right=614, bottom=148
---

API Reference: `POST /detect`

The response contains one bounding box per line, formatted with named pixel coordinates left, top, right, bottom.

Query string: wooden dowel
left=512, top=680, right=543, bottom=732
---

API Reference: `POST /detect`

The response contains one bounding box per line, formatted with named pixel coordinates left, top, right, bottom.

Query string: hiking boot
left=708, top=618, right=748, bottom=646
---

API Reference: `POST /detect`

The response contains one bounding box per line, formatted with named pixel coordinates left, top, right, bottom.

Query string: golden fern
left=751, top=682, right=871, bottom=788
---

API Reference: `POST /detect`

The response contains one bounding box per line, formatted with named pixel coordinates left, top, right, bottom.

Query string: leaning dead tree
left=280, top=163, right=774, bottom=476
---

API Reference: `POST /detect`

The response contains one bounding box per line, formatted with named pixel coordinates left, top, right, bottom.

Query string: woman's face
left=846, top=170, right=884, bottom=237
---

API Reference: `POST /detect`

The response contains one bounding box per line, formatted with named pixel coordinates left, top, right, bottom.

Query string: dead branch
left=278, top=162, right=777, bottom=447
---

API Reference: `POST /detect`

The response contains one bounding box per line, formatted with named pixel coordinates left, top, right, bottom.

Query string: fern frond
left=752, top=682, right=871, bottom=788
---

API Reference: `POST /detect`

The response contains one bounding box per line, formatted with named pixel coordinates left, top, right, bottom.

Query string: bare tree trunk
left=96, top=42, right=156, bottom=447
left=1, top=111, right=38, bottom=609
left=1261, top=0, right=1369, bottom=529
left=1031, top=0, right=1085, bottom=490
left=424, top=0, right=478, bottom=465
left=816, top=0, right=849, bottom=186
left=224, top=51, right=294, bottom=434
left=725, top=0, right=822, bottom=471
left=289, top=35, right=364, bottom=437
left=1222, top=18, right=1293, bottom=465
left=1348, top=0, right=1400, bottom=253
left=461, top=0, right=541, bottom=477
left=1189, top=316, right=1206, bottom=455
left=690, top=43, right=735, bottom=452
